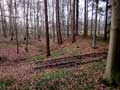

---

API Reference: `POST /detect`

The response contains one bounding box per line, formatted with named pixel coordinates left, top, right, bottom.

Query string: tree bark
left=91, top=2, right=94, bottom=37
left=44, top=0, right=50, bottom=56
left=25, top=0, right=29, bottom=52
left=14, top=0, right=19, bottom=54
left=56, top=0, right=63, bottom=44
left=0, top=2, right=7, bottom=38
left=75, top=0, right=79, bottom=35
left=83, top=0, right=88, bottom=37
left=37, top=1, right=40, bottom=40
left=92, top=0, right=99, bottom=48
left=104, top=0, right=108, bottom=40
left=104, top=0, right=120, bottom=85
left=52, top=0, right=55, bottom=42
left=98, top=15, right=101, bottom=36
left=8, top=0, right=14, bottom=40
left=66, top=0, right=71, bottom=38
left=72, top=0, right=76, bottom=43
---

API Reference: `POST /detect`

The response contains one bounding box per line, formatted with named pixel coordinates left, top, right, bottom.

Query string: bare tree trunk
left=25, top=0, right=29, bottom=52
left=40, top=10, right=43, bottom=38
left=52, top=0, right=55, bottom=42
left=75, top=0, right=79, bottom=35
left=14, top=0, right=19, bottom=53
left=56, top=0, right=63, bottom=44
left=91, top=2, right=94, bottom=37
left=104, top=0, right=108, bottom=40
left=83, top=0, right=88, bottom=37
left=44, top=0, right=50, bottom=56
left=104, top=0, right=120, bottom=85
left=66, top=0, right=71, bottom=38
left=72, top=0, right=76, bottom=43
left=8, top=0, right=14, bottom=40
left=30, top=0, right=34, bottom=38
left=37, top=1, right=40, bottom=40
left=98, top=15, right=101, bottom=36
left=61, top=1, right=66, bottom=38
left=23, top=0, right=26, bottom=40
left=92, top=0, right=99, bottom=48
left=0, top=2, right=7, bottom=38
left=34, top=8, right=37, bottom=39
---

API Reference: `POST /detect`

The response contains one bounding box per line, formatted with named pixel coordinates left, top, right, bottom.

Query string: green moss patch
left=0, top=76, right=16, bottom=90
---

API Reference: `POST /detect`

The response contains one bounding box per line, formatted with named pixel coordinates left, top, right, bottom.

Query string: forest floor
left=0, top=36, right=108, bottom=61
left=0, top=36, right=118, bottom=90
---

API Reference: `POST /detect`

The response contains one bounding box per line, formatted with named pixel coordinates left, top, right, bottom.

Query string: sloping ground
left=0, top=37, right=111, bottom=90
left=0, top=60, right=119, bottom=90
left=32, top=60, right=119, bottom=90
left=0, top=37, right=108, bottom=61
left=0, top=51, right=107, bottom=83
left=0, top=60, right=37, bottom=81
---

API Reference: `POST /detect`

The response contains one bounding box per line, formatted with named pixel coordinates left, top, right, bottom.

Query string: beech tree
left=83, top=0, right=88, bottom=37
left=0, top=1, right=7, bottom=38
left=92, top=0, right=99, bottom=48
left=104, top=0, right=108, bottom=40
left=66, top=0, right=71, bottom=38
left=14, top=0, right=19, bottom=53
left=104, top=0, right=120, bottom=85
left=56, top=0, right=63, bottom=44
left=0, top=0, right=110, bottom=58
left=52, top=0, right=55, bottom=42
left=25, top=0, right=29, bottom=52
left=90, top=1, right=94, bottom=37
left=75, top=0, right=79, bottom=35
left=72, top=0, right=76, bottom=43
left=8, top=0, right=14, bottom=40
left=37, top=0, right=40, bottom=40
left=44, top=0, right=50, bottom=56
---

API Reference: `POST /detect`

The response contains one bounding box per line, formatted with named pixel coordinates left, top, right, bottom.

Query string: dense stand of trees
left=0, top=0, right=111, bottom=55
left=1, top=0, right=120, bottom=86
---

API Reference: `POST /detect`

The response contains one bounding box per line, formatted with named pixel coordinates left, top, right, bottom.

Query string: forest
left=0, top=0, right=120, bottom=90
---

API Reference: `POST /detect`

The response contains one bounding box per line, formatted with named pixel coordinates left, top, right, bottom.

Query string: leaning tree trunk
left=104, top=0, right=120, bottom=85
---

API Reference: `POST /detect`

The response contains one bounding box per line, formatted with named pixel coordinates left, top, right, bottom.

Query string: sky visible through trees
left=1, top=0, right=106, bottom=28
